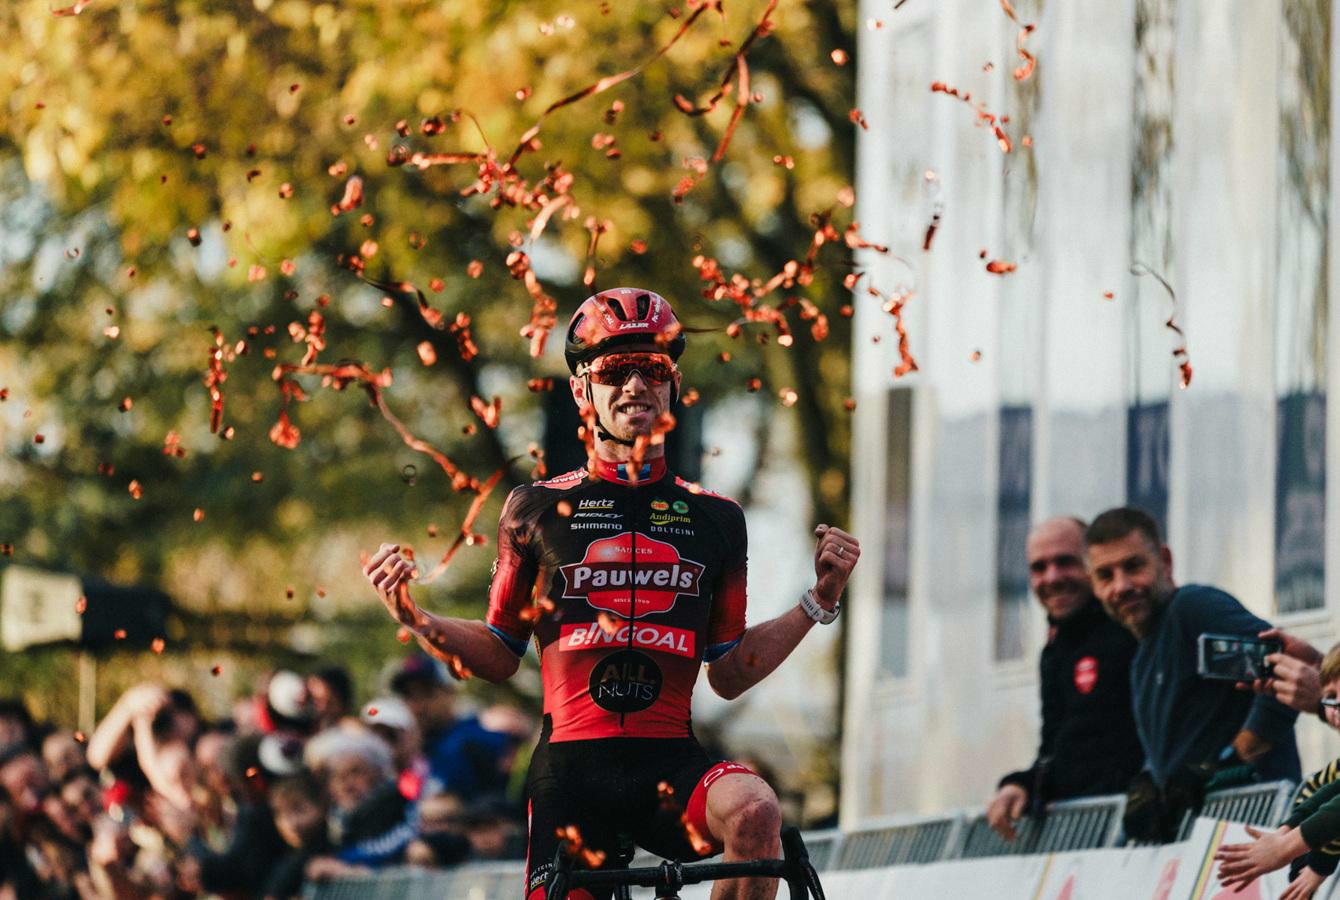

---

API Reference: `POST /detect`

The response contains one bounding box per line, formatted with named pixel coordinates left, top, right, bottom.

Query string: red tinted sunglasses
left=583, top=352, right=678, bottom=386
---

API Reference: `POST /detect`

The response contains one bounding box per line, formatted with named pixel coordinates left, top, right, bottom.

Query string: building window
left=1274, top=0, right=1328, bottom=613
left=880, top=388, right=913, bottom=678
left=1126, top=402, right=1170, bottom=538
left=995, top=406, right=1032, bottom=661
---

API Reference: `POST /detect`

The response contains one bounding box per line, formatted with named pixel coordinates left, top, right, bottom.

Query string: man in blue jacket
left=1085, top=507, right=1300, bottom=842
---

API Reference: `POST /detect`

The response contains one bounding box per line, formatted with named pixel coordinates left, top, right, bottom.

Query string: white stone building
left=844, top=0, right=1339, bottom=824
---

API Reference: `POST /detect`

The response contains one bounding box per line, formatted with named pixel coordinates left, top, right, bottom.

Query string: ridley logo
left=560, top=533, right=706, bottom=616
left=560, top=622, right=696, bottom=659
left=1074, top=656, right=1098, bottom=695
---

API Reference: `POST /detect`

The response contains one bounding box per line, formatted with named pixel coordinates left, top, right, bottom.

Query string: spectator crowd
left=13, top=503, right=1340, bottom=899
left=0, top=653, right=536, bottom=899
left=984, top=505, right=1340, bottom=900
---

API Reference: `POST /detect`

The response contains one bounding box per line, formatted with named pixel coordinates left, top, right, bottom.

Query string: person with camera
left=1084, top=507, right=1300, bottom=843
left=985, top=516, right=1144, bottom=841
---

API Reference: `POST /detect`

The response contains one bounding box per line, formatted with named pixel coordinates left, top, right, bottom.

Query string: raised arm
left=364, top=543, right=522, bottom=683
left=87, top=683, right=164, bottom=771
left=706, top=524, right=859, bottom=700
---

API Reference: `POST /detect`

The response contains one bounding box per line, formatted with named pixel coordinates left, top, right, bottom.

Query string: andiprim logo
left=559, top=533, right=706, bottom=616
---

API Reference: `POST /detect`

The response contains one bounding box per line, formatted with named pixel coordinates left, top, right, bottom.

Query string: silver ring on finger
left=837, top=546, right=845, bottom=558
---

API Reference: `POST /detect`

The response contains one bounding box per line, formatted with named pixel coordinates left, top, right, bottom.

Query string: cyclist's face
left=571, top=352, right=679, bottom=442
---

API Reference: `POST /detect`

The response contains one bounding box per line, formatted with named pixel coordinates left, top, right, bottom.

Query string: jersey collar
left=591, top=456, right=669, bottom=485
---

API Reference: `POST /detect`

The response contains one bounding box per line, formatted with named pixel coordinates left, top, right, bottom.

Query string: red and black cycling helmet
left=564, top=287, right=686, bottom=374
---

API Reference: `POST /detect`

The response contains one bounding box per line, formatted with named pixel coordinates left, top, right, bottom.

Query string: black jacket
left=999, top=599, right=1145, bottom=805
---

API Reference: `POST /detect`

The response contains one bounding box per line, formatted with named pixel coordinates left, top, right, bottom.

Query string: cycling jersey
left=486, top=456, right=748, bottom=742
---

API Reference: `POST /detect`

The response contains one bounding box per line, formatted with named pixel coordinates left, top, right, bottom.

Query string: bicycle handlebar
left=548, top=825, right=826, bottom=900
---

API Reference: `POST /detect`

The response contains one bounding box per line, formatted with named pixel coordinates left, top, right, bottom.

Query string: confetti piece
left=970, top=349, right=982, bottom=362
left=985, top=259, right=1017, bottom=275
left=113, top=629, right=126, bottom=640
left=931, top=82, right=1011, bottom=153
left=871, top=285, right=919, bottom=377
left=75, top=596, right=87, bottom=614
left=830, top=49, right=849, bottom=65
left=151, top=638, right=165, bottom=654
left=332, top=176, right=364, bottom=215
left=245, top=766, right=258, bottom=777
left=211, top=665, right=223, bottom=676
left=285, top=586, right=295, bottom=599
left=999, top=0, right=1038, bottom=82
left=191, top=142, right=207, bottom=159
left=848, top=108, right=869, bottom=130
left=1131, top=262, right=1193, bottom=388
left=128, top=480, right=142, bottom=499
left=118, top=396, right=132, bottom=412
left=1103, top=291, right=1114, bottom=300
left=416, top=342, right=437, bottom=366
left=51, top=0, right=94, bottom=17
left=163, top=431, right=186, bottom=458
left=779, top=388, right=798, bottom=407
left=278, top=183, right=294, bottom=199
left=843, top=398, right=857, bottom=411
left=193, top=508, right=204, bottom=522
left=251, top=471, right=264, bottom=483
left=104, top=325, right=120, bottom=339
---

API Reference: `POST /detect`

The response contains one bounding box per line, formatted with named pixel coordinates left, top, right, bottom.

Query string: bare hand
left=1260, top=628, right=1324, bottom=667
left=1215, top=825, right=1304, bottom=890
left=363, top=543, right=422, bottom=629
left=986, top=784, right=1029, bottom=841
left=1246, top=655, right=1323, bottom=715
left=123, top=684, right=169, bottom=723
left=812, top=525, right=860, bottom=607
left=1281, top=865, right=1328, bottom=900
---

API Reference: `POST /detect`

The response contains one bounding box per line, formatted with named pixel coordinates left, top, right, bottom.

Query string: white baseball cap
left=360, top=697, right=415, bottom=732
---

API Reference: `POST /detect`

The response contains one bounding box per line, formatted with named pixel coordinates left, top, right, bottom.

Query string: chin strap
left=584, top=379, right=638, bottom=447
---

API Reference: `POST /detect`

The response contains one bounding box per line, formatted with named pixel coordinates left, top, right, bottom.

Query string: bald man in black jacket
left=987, top=517, right=1145, bottom=840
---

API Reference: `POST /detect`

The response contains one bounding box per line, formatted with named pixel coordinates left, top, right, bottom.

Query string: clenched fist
left=363, top=543, right=422, bottom=629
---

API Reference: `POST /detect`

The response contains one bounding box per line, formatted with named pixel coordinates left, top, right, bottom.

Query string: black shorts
left=524, top=735, right=722, bottom=900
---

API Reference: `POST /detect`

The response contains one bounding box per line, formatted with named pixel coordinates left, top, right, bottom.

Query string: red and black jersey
left=486, top=456, right=748, bottom=742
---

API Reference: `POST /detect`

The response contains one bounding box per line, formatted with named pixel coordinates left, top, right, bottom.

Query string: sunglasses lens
left=589, top=354, right=675, bottom=386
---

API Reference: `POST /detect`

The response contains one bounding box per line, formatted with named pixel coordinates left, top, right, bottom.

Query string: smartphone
left=1196, top=633, right=1281, bottom=682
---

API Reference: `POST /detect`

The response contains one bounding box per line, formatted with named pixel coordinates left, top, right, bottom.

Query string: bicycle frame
left=545, top=826, right=827, bottom=900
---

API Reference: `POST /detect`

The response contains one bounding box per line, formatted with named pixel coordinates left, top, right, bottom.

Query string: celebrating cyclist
left=364, top=287, right=859, bottom=900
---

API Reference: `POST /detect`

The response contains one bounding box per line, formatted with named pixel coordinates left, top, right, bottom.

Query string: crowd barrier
left=303, top=780, right=1296, bottom=899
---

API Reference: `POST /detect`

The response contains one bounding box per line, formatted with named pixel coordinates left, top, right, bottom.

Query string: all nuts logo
left=559, top=533, right=705, bottom=616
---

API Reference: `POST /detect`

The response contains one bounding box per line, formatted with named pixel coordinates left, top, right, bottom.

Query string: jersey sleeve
left=704, top=500, right=748, bottom=663
left=485, top=487, right=541, bottom=657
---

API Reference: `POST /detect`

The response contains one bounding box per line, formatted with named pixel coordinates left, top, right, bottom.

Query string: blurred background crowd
left=0, top=652, right=545, bottom=899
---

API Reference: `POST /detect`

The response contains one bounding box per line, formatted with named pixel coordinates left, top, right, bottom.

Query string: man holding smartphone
left=1085, top=507, right=1300, bottom=842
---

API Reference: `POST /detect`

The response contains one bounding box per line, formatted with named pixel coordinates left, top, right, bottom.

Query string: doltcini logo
left=559, top=533, right=705, bottom=616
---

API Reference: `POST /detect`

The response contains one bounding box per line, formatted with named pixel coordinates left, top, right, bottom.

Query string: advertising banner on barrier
left=800, top=819, right=1303, bottom=900
left=309, top=818, right=1333, bottom=899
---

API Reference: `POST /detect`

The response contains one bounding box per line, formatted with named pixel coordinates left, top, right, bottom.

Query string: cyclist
left=364, top=287, right=860, bottom=900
